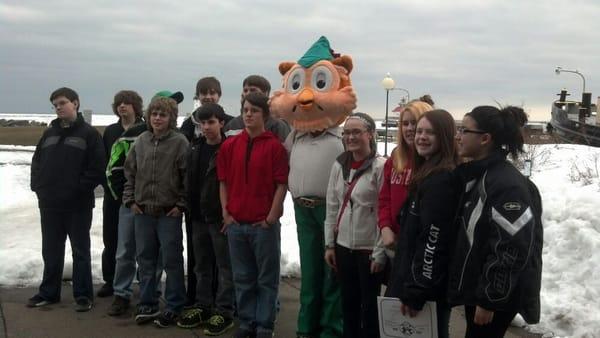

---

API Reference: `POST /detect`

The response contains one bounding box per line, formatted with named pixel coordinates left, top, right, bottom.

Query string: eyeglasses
left=51, top=100, right=71, bottom=109
left=456, top=126, right=486, bottom=135
left=342, top=129, right=368, bottom=138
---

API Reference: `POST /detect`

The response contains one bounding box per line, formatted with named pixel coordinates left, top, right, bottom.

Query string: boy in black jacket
left=28, top=87, right=105, bottom=312
left=177, top=103, right=235, bottom=336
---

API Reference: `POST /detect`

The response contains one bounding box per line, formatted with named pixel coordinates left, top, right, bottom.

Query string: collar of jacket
left=191, top=131, right=226, bottom=145
left=455, top=149, right=508, bottom=184
left=336, top=150, right=378, bottom=181
left=150, top=129, right=176, bottom=142
left=50, top=112, right=84, bottom=129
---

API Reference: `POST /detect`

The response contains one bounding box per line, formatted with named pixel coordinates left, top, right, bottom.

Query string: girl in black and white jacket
left=448, top=106, right=543, bottom=338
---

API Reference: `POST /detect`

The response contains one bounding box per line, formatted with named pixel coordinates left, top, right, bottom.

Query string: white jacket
left=325, top=152, right=386, bottom=264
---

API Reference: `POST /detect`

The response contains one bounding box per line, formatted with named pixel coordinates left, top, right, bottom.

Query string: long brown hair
left=391, top=100, right=433, bottom=172
left=410, top=109, right=458, bottom=189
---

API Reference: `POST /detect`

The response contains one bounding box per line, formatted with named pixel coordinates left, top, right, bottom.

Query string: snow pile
left=2, top=143, right=600, bottom=336
left=525, top=145, right=600, bottom=338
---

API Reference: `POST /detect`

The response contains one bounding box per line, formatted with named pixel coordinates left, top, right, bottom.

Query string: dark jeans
left=335, top=244, right=382, bottom=338
left=464, top=305, right=517, bottom=338
left=436, top=300, right=452, bottom=338
left=135, top=213, right=186, bottom=313
left=184, top=212, right=196, bottom=304
left=192, top=221, right=235, bottom=317
left=37, top=208, right=93, bottom=302
left=101, top=194, right=120, bottom=285
left=228, top=222, right=281, bottom=336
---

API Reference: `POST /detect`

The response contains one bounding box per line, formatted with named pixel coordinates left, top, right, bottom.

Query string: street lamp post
left=381, top=73, right=395, bottom=156
left=394, top=88, right=410, bottom=103
left=555, top=66, right=586, bottom=94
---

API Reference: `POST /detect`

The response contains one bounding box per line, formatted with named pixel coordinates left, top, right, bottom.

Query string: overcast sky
left=1, top=0, right=599, bottom=120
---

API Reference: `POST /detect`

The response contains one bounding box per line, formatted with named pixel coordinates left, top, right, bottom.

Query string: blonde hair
left=391, top=100, right=433, bottom=172
left=145, top=97, right=178, bottom=132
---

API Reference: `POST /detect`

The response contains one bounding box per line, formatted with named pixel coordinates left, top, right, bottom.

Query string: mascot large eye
left=286, top=68, right=305, bottom=94
left=311, top=66, right=333, bottom=92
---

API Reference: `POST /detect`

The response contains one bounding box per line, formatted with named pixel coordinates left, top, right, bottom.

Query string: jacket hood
left=336, top=150, right=378, bottom=181
left=239, top=129, right=279, bottom=142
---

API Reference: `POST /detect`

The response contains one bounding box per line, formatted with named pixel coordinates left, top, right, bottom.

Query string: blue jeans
left=113, top=206, right=164, bottom=299
left=113, top=205, right=136, bottom=299
left=227, top=222, right=280, bottom=335
left=135, top=213, right=185, bottom=313
left=37, top=208, right=93, bottom=302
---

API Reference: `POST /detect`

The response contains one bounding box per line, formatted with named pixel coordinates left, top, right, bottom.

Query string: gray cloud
left=1, top=0, right=599, bottom=121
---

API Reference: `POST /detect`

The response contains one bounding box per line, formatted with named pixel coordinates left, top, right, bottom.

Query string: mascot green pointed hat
left=297, top=36, right=333, bottom=68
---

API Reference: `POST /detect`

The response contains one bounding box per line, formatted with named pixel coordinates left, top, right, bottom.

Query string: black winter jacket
left=447, top=151, right=543, bottom=324
left=386, top=170, right=460, bottom=310
left=185, top=135, right=223, bottom=223
left=30, top=114, right=106, bottom=210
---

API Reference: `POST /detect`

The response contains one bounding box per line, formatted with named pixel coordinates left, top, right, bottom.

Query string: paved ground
left=0, top=278, right=540, bottom=338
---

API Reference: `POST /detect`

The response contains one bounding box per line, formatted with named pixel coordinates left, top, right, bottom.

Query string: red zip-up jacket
left=217, top=129, right=288, bottom=223
left=377, top=157, right=412, bottom=234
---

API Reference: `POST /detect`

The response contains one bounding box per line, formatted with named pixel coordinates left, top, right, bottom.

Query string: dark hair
left=50, top=87, right=79, bottom=110
left=418, top=94, right=435, bottom=107
left=243, top=75, right=271, bottom=95
left=467, top=105, right=528, bottom=160
left=242, top=92, right=270, bottom=121
left=193, top=103, right=226, bottom=122
left=145, top=97, right=178, bottom=131
left=411, top=109, right=458, bottom=189
left=344, top=112, right=377, bottom=153
left=112, top=90, right=143, bottom=118
left=195, top=77, right=222, bottom=97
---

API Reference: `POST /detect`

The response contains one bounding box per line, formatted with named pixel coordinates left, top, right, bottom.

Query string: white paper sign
left=377, top=296, right=438, bottom=338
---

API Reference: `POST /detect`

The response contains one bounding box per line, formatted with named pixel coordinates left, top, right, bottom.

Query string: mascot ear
left=279, top=62, right=296, bottom=75
left=331, top=55, right=353, bottom=74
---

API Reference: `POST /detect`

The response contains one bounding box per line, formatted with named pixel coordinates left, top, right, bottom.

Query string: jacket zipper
left=152, top=139, right=158, bottom=207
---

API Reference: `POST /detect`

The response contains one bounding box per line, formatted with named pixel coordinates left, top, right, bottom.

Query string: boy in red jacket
left=217, top=92, right=288, bottom=338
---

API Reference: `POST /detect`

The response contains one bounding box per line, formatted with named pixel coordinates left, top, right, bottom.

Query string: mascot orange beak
left=297, top=88, right=314, bottom=111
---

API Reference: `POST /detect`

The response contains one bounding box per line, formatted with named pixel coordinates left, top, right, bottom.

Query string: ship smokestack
left=559, top=89, right=568, bottom=102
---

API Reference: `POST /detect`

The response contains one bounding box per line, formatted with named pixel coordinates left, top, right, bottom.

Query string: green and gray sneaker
left=203, top=314, right=234, bottom=336
left=176, top=307, right=211, bottom=328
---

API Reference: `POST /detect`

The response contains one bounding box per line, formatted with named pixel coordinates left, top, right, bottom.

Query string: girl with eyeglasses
left=378, top=99, right=433, bottom=266
left=448, top=106, right=543, bottom=338
left=386, top=109, right=459, bottom=338
left=324, top=112, right=386, bottom=338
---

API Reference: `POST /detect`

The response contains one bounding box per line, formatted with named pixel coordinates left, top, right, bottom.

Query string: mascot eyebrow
left=270, top=36, right=357, bottom=132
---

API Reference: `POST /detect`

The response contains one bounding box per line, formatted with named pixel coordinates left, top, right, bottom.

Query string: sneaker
left=74, top=297, right=93, bottom=312
left=107, top=295, right=130, bottom=316
left=26, top=295, right=56, bottom=308
left=203, top=314, right=234, bottom=336
left=256, top=332, right=274, bottom=338
left=233, top=327, right=256, bottom=338
left=135, top=305, right=160, bottom=324
left=176, top=307, right=211, bottom=328
left=154, top=310, right=178, bottom=328
left=96, top=283, right=114, bottom=298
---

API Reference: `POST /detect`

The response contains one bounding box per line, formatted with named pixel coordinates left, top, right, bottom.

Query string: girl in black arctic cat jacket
left=386, top=109, right=460, bottom=338
left=448, top=105, right=543, bottom=338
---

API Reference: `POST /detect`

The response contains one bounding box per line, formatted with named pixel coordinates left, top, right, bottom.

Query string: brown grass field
left=0, top=126, right=107, bottom=146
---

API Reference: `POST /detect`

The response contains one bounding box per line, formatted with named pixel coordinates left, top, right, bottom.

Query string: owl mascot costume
left=271, top=36, right=357, bottom=338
